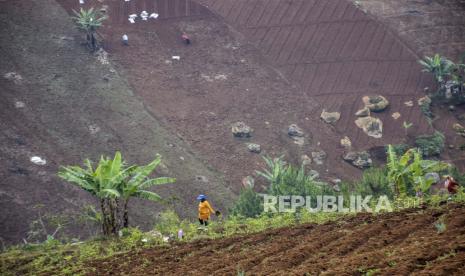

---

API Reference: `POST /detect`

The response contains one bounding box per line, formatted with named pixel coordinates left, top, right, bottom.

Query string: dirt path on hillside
left=85, top=203, right=465, bottom=275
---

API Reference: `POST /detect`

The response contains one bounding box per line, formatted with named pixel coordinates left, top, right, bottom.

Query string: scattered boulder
left=343, top=151, right=372, bottom=169
left=340, top=136, right=352, bottom=149
left=247, top=143, right=261, bottom=153
left=288, top=124, right=304, bottom=137
left=147, top=230, right=163, bottom=239
left=88, top=124, right=100, bottom=134
left=355, top=116, right=383, bottom=138
left=3, top=72, right=23, bottom=84
left=15, top=101, right=25, bottom=108
left=308, top=170, right=319, bottom=179
left=311, top=151, right=326, bottom=165
left=404, top=101, right=413, bottom=107
left=301, top=154, right=312, bottom=166
left=292, top=137, right=305, bottom=146
left=453, top=123, right=465, bottom=137
left=231, top=122, right=252, bottom=138
left=195, top=175, right=209, bottom=183
left=425, top=172, right=440, bottom=184
left=391, top=112, right=401, bottom=120
left=355, top=106, right=370, bottom=117
left=418, top=96, right=432, bottom=107
left=288, top=124, right=305, bottom=146
left=320, top=110, right=340, bottom=124
left=242, top=176, right=255, bottom=188
left=444, top=80, right=462, bottom=100
left=362, top=95, right=389, bottom=112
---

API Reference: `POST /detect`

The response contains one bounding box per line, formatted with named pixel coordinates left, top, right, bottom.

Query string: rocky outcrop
left=311, top=151, right=327, bottom=165
left=247, top=143, right=261, bottom=153
left=288, top=124, right=305, bottom=145
left=355, top=116, right=383, bottom=138
left=288, top=124, right=304, bottom=137
left=391, top=112, right=401, bottom=120
left=453, top=123, right=465, bottom=137
left=301, top=154, right=312, bottom=166
left=362, top=95, right=389, bottom=112
left=417, top=96, right=432, bottom=107
left=320, top=110, right=340, bottom=124
left=340, top=136, right=352, bottom=149
left=232, top=122, right=252, bottom=137
left=343, top=151, right=372, bottom=169
left=355, top=107, right=370, bottom=117
left=308, top=170, right=320, bottom=179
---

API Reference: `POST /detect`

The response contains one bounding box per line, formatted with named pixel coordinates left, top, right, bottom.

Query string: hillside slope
left=87, top=203, right=465, bottom=275
left=0, top=0, right=234, bottom=244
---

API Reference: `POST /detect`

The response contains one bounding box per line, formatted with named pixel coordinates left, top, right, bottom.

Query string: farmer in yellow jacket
left=197, top=194, right=218, bottom=229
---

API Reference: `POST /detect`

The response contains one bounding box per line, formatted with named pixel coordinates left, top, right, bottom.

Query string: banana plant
left=59, top=152, right=175, bottom=235
left=386, top=145, right=450, bottom=197
left=72, top=7, right=108, bottom=51
left=120, top=154, right=176, bottom=227
left=418, top=54, right=454, bottom=84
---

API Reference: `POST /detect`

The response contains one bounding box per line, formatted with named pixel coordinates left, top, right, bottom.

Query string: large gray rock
left=231, top=122, right=252, bottom=137
left=288, top=124, right=304, bottom=137
left=301, top=154, right=312, bottom=166
left=425, top=172, right=440, bottom=184
left=343, top=151, right=372, bottom=169
left=362, top=95, right=389, bottom=112
left=355, top=106, right=370, bottom=117
left=340, top=136, right=352, bottom=150
left=247, top=143, right=261, bottom=153
left=311, top=151, right=327, bottom=165
left=355, top=116, right=383, bottom=138
left=288, top=124, right=305, bottom=146
left=320, top=110, right=340, bottom=124
left=308, top=170, right=320, bottom=179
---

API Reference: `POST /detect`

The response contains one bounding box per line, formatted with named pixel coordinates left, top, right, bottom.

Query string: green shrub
left=230, top=188, right=263, bottom=218
left=386, top=144, right=408, bottom=157
left=256, top=156, right=333, bottom=197
left=415, top=131, right=445, bottom=157
left=355, top=167, right=393, bottom=198
left=154, top=210, right=181, bottom=235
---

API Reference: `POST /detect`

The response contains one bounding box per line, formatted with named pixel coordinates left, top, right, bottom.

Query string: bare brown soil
left=57, top=0, right=465, bottom=193
left=2, top=0, right=465, bottom=244
left=0, top=0, right=234, bottom=244
left=86, top=203, right=465, bottom=275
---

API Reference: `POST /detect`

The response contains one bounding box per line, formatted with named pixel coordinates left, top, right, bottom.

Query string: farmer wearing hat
left=197, top=194, right=219, bottom=229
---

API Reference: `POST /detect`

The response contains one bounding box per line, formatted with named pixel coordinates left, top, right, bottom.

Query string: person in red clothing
left=444, top=176, right=460, bottom=194
left=181, top=33, right=191, bottom=45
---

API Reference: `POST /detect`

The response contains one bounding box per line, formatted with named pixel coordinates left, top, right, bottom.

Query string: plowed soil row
left=87, top=203, right=465, bottom=275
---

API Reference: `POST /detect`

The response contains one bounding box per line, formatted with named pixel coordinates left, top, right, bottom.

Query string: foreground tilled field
left=87, top=203, right=465, bottom=275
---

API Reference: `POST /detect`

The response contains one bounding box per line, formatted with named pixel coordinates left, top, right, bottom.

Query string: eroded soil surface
left=86, top=203, right=465, bottom=275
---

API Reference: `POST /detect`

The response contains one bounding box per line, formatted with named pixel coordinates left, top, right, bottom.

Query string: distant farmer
left=197, top=194, right=219, bottom=229
left=122, top=34, right=129, bottom=46
left=181, top=33, right=191, bottom=45
left=444, top=175, right=459, bottom=194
